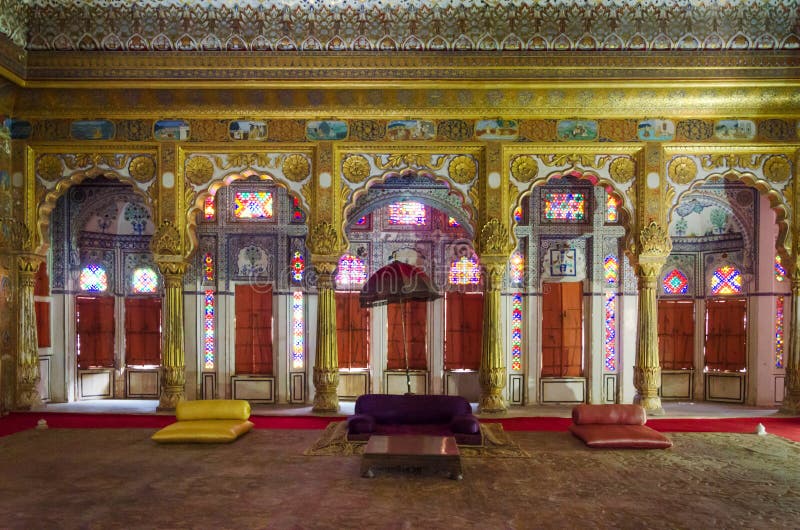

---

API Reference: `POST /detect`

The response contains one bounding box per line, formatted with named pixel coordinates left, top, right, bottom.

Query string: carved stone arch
left=185, top=168, right=308, bottom=258
left=343, top=168, right=476, bottom=238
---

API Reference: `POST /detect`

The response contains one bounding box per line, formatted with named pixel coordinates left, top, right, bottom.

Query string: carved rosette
left=307, top=221, right=340, bottom=256
left=510, top=155, right=538, bottom=182
left=609, top=156, right=635, bottom=184
left=667, top=155, right=698, bottom=184
left=282, top=153, right=310, bottom=182
left=763, top=155, right=790, bottom=183
left=478, top=366, right=507, bottom=413
left=184, top=156, right=214, bottom=186
left=150, top=220, right=182, bottom=256
left=638, top=221, right=672, bottom=257
left=448, top=155, right=477, bottom=184
left=312, top=367, right=340, bottom=412
left=128, top=155, right=156, bottom=183
left=341, top=154, right=371, bottom=183
left=36, top=154, right=64, bottom=182
left=479, top=218, right=510, bottom=255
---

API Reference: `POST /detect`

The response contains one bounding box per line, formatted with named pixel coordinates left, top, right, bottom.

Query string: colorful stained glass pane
left=336, top=254, right=367, bottom=286
left=292, top=196, right=304, bottom=222
left=509, top=251, right=524, bottom=285
left=204, top=289, right=215, bottom=370
left=604, top=292, right=617, bottom=372
left=604, top=255, right=618, bottom=285
left=203, top=195, right=215, bottom=220
left=711, top=265, right=742, bottom=295
left=511, top=293, right=522, bottom=371
left=203, top=253, right=214, bottom=282
left=388, top=201, right=426, bottom=225
left=79, top=264, right=107, bottom=292
left=606, top=193, right=619, bottom=223
left=448, top=217, right=460, bottom=228
left=513, top=206, right=523, bottom=223
left=356, top=216, right=368, bottom=225
left=449, top=256, right=481, bottom=285
left=775, top=255, right=786, bottom=282
left=291, top=251, right=305, bottom=283
left=663, top=269, right=689, bottom=295
left=775, top=296, right=784, bottom=369
left=544, top=192, right=585, bottom=221
left=132, top=267, right=158, bottom=293
left=233, top=191, right=273, bottom=219
left=292, top=291, right=304, bottom=370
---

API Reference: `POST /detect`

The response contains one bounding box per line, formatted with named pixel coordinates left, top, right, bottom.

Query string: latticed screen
left=233, top=191, right=273, bottom=219
left=509, top=251, right=524, bottom=285
left=543, top=192, right=585, bottom=221
left=387, top=201, right=426, bottom=225
left=449, top=256, right=481, bottom=285
left=604, top=255, right=618, bottom=285
left=132, top=267, right=158, bottom=293
left=604, top=292, right=616, bottom=371
left=80, top=264, right=108, bottom=292
left=511, top=293, right=522, bottom=371
left=775, top=296, right=784, bottom=369
left=663, top=269, right=689, bottom=294
left=336, top=254, right=367, bottom=286
left=292, top=291, right=304, bottom=370
left=711, top=266, right=742, bottom=295
left=291, top=251, right=305, bottom=283
left=204, top=290, right=215, bottom=370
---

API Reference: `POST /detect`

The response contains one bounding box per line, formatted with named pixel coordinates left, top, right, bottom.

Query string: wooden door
left=705, top=298, right=746, bottom=372
left=235, top=284, right=273, bottom=375
left=76, top=296, right=115, bottom=369
left=541, top=282, right=583, bottom=377
left=658, top=299, right=694, bottom=370
left=336, top=292, right=370, bottom=369
left=444, top=292, right=483, bottom=371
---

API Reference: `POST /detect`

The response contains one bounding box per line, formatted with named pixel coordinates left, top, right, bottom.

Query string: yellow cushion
left=151, top=419, right=254, bottom=443
left=176, top=399, right=251, bottom=421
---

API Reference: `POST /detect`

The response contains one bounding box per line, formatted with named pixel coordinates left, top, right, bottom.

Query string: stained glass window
left=233, top=191, right=273, bottom=219
left=291, top=251, right=305, bottom=283
left=203, top=195, right=216, bottom=220
left=663, top=269, right=689, bottom=295
left=79, top=264, right=108, bottom=292
left=449, top=256, right=481, bottom=285
left=511, top=293, right=522, bottom=371
left=509, top=251, right=524, bottom=285
left=775, top=255, right=786, bottom=282
left=336, top=254, right=367, bottom=286
left=604, top=292, right=617, bottom=372
left=448, top=217, right=460, bottom=228
left=388, top=201, right=426, bottom=225
left=513, top=206, right=523, bottom=223
left=292, top=196, right=304, bottom=222
left=203, top=253, right=214, bottom=282
left=356, top=216, right=368, bottom=226
left=204, top=289, right=215, bottom=370
left=292, top=291, right=304, bottom=370
left=775, top=296, right=785, bottom=369
left=131, top=267, right=158, bottom=293
left=543, top=192, right=585, bottom=221
left=711, top=265, right=742, bottom=295
left=606, top=193, right=619, bottom=223
left=604, top=254, right=618, bottom=285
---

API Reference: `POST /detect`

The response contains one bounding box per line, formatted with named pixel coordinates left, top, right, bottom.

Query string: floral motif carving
left=184, top=156, right=214, bottom=185
left=128, top=155, right=156, bottom=183
left=700, top=153, right=765, bottom=171
left=282, top=154, right=310, bottom=182
left=638, top=221, right=672, bottom=257
left=36, top=155, right=64, bottom=182
left=763, top=155, right=791, bottom=183
left=150, top=220, right=182, bottom=256
left=667, top=156, right=697, bottom=184
left=479, top=218, right=510, bottom=255
left=448, top=155, right=477, bottom=184
left=510, top=155, right=538, bottom=182
left=342, top=154, right=371, bottom=183
left=306, top=221, right=340, bottom=256
left=373, top=153, right=447, bottom=171
left=540, top=153, right=608, bottom=170
left=609, top=156, right=635, bottom=184
left=0, top=217, right=29, bottom=250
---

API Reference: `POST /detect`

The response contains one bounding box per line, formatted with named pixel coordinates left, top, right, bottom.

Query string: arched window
left=131, top=267, right=158, bottom=293
left=508, top=251, right=524, bottom=285
left=233, top=191, right=273, bottom=219
left=449, top=256, right=481, bottom=285
left=663, top=269, right=689, bottom=295
left=336, top=254, right=367, bottom=287
left=79, top=264, right=108, bottom=292
left=710, top=265, right=742, bottom=295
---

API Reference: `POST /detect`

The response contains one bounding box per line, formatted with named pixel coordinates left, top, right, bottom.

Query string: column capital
left=477, top=217, right=513, bottom=257
left=16, top=252, right=44, bottom=275
left=154, top=257, right=188, bottom=278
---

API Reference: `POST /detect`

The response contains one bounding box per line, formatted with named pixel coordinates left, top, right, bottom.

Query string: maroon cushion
left=571, top=404, right=646, bottom=426
left=347, top=414, right=376, bottom=435
left=450, top=414, right=480, bottom=435
left=569, top=424, right=673, bottom=449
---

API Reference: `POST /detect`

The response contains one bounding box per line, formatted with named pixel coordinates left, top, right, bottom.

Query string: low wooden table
left=360, top=435, right=462, bottom=480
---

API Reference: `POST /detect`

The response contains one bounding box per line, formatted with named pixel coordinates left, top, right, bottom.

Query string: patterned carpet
left=1, top=428, right=798, bottom=529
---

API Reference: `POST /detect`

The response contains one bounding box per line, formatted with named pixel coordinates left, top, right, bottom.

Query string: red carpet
left=2, top=412, right=799, bottom=441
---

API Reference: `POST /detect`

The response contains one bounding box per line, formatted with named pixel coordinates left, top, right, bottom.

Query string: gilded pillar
left=478, top=259, right=507, bottom=413
left=156, top=259, right=187, bottom=410
left=15, top=253, right=43, bottom=410
left=780, top=267, right=800, bottom=413
left=311, top=260, right=340, bottom=413
left=633, top=222, right=671, bottom=416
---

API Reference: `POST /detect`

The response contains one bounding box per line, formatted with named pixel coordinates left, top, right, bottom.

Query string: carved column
left=15, top=254, right=43, bottom=410
left=780, top=267, right=800, bottom=413
left=478, top=259, right=507, bottom=413
left=156, top=259, right=187, bottom=410
left=312, top=260, right=340, bottom=412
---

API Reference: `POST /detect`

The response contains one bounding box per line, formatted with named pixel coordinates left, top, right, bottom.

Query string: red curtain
left=125, top=298, right=162, bottom=366
left=444, top=292, right=483, bottom=371
left=658, top=299, right=694, bottom=370
left=235, top=284, right=273, bottom=375
left=387, top=300, right=427, bottom=370
left=76, top=296, right=115, bottom=369
left=336, top=292, right=370, bottom=369
left=541, top=282, right=583, bottom=377
left=705, top=298, right=747, bottom=372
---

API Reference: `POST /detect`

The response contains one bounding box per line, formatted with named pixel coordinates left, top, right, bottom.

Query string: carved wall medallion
left=342, top=154, right=371, bottom=183
left=128, top=155, right=156, bottom=183
left=184, top=156, right=214, bottom=185
left=763, top=155, right=790, bottom=183
left=609, top=156, right=635, bottom=184
left=282, top=153, right=310, bottom=182
left=667, top=155, right=698, bottom=184
left=479, top=218, right=509, bottom=255
left=510, top=155, right=538, bottom=182
left=448, top=155, right=477, bottom=184
left=36, top=154, right=64, bottom=182
left=638, top=221, right=672, bottom=256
